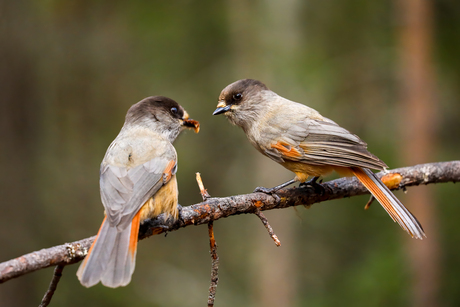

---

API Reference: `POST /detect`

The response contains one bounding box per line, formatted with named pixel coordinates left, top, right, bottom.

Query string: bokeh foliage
left=1, top=0, right=459, bottom=306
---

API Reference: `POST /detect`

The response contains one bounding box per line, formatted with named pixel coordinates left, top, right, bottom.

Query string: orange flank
left=380, top=173, right=403, bottom=190
left=163, top=160, right=176, bottom=183
left=271, top=142, right=302, bottom=158
left=129, top=211, right=141, bottom=258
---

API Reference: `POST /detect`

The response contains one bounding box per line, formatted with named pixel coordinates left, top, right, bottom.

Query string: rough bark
left=207, top=222, right=219, bottom=307
left=0, top=161, right=458, bottom=284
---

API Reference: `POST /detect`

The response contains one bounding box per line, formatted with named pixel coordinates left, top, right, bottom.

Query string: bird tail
left=351, top=167, right=425, bottom=240
left=76, top=211, right=141, bottom=288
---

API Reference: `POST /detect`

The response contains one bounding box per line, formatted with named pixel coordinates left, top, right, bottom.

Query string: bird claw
left=177, top=204, right=185, bottom=223
left=144, top=218, right=170, bottom=230
left=253, top=186, right=281, bottom=204
left=299, top=177, right=325, bottom=195
left=254, top=186, right=277, bottom=194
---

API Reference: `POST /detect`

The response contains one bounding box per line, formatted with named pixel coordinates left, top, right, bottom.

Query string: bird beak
left=213, top=101, right=231, bottom=115
left=181, top=111, right=200, bottom=133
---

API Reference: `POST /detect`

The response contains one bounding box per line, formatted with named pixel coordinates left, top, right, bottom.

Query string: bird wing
left=100, top=145, right=177, bottom=231
left=263, top=116, right=387, bottom=170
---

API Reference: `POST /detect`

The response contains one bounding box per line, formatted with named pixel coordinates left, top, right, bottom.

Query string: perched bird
left=77, top=96, right=200, bottom=288
left=213, top=79, right=425, bottom=239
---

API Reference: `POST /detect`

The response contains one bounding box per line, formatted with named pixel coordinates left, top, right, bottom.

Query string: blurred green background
left=1, top=0, right=459, bottom=306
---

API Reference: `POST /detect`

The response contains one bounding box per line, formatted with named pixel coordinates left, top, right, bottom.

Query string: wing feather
left=100, top=155, right=175, bottom=231
left=263, top=116, right=387, bottom=170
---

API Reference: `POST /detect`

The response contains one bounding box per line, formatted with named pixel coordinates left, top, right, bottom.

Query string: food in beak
left=183, top=118, right=200, bottom=133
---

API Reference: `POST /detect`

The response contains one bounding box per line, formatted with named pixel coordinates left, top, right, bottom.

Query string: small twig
left=364, top=195, right=375, bottom=210
left=207, top=221, right=219, bottom=307
left=364, top=172, right=403, bottom=210
left=254, top=208, right=281, bottom=247
left=195, top=172, right=219, bottom=306
left=38, top=264, right=65, bottom=307
left=196, top=172, right=210, bottom=201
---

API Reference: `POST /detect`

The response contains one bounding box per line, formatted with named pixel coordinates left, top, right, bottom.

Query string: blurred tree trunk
left=253, top=2, right=302, bottom=307
left=395, top=0, right=441, bottom=306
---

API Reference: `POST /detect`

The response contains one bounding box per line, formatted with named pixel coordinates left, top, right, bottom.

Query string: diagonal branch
left=39, top=264, right=65, bottom=307
left=0, top=161, right=458, bottom=283
left=253, top=208, right=281, bottom=247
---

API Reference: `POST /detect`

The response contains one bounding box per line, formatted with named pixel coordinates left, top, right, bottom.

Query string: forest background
left=1, top=1, right=459, bottom=306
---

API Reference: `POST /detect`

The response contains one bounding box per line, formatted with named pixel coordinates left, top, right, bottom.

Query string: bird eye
left=233, top=93, right=242, bottom=100
left=171, top=107, right=178, bottom=114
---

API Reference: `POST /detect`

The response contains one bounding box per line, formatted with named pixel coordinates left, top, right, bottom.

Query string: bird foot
left=299, top=177, right=325, bottom=195
left=177, top=204, right=185, bottom=223
left=143, top=218, right=170, bottom=230
left=253, top=186, right=278, bottom=194
left=253, top=186, right=281, bottom=204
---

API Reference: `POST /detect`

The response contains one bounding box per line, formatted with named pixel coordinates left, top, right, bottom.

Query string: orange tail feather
left=129, top=211, right=141, bottom=258
left=351, top=167, right=425, bottom=239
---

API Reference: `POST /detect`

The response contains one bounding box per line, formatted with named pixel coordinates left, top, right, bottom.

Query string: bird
left=77, top=96, right=200, bottom=288
left=213, top=79, right=425, bottom=239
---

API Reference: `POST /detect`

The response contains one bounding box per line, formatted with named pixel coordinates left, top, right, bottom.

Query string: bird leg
left=299, top=176, right=319, bottom=187
left=253, top=179, right=296, bottom=194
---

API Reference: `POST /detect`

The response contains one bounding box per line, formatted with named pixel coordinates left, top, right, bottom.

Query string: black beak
left=212, top=105, right=231, bottom=115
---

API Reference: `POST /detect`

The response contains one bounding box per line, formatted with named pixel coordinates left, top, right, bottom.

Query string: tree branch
left=253, top=208, right=281, bottom=247
left=207, top=221, right=219, bottom=307
left=39, top=264, right=65, bottom=307
left=1, top=161, right=458, bottom=283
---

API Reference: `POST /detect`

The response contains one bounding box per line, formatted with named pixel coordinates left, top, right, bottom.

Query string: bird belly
left=280, top=160, right=335, bottom=182
left=139, top=175, right=179, bottom=221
